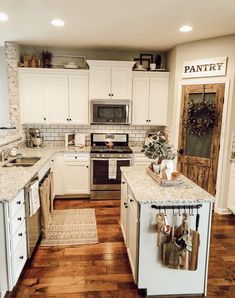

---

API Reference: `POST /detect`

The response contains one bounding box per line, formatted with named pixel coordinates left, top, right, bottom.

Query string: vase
left=152, top=162, right=160, bottom=173
left=160, top=159, right=174, bottom=180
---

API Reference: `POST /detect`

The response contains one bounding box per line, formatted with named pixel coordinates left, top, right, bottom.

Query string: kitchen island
left=120, top=166, right=214, bottom=297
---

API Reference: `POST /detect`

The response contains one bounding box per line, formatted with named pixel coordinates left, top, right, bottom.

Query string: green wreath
left=185, top=100, right=217, bottom=136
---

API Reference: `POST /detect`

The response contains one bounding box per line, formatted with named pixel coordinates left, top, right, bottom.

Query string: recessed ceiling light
left=51, top=19, right=64, bottom=27
left=179, top=25, right=192, bottom=33
left=0, top=12, right=8, bottom=22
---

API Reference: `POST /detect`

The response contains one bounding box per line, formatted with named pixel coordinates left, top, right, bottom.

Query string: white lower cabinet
left=133, top=153, right=151, bottom=167
left=53, top=153, right=90, bottom=196
left=0, top=190, right=27, bottom=296
left=227, top=162, right=235, bottom=212
left=126, top=191, right=139, bottom=283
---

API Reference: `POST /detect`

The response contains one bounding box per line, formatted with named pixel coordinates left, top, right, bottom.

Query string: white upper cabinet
left=69, top=74, right=89, bottom=124
left=47, top=74, right=69, bottom=124
left=19, top=72, right=47, bottom=124
left=89, top=66, right=111, bottom=99
left=19, top=69, right=89, bottom=125
left=132, top=72, right=169, bottom=126
left=148, top=76, right=168, bottom=125
left=87, top=60, right=135, bottom=100
left=132, top=76, right=149, bottom=125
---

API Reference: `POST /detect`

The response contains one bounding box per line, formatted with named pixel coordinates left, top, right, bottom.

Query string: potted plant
left=141, top=131, right=177, bottom=180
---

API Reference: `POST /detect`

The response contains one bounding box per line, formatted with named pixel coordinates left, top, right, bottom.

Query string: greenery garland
left=185, top=100, right=217, bottom=136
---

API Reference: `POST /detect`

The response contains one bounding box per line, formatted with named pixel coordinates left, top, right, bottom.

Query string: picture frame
left=140, top=53, right=154, bottom=63
left=134, top=57, right=150, bottom=70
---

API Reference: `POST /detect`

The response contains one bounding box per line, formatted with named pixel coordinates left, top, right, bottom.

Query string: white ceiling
left=0, top=0, right=235, bottom=50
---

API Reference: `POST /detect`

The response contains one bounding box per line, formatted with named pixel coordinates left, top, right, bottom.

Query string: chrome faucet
left=0, top=145, right=19, bottom=162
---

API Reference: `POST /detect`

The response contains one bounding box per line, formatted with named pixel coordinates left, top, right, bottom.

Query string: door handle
left=178, top=148, right=184, bottom=155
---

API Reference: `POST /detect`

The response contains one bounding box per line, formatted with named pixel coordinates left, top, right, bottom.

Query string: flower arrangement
left=185, top=99, right=217, bottom=136
left=141, top=131, right=177, bottom=162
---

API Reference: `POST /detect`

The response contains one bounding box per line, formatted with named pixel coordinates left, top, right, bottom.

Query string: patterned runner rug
left=41, top=208, right=98, bottom=246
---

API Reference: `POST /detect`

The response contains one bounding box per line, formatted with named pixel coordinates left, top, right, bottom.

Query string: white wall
left=167, top=34, right=235, bottom=213
left=0, top=47, right=10, bottom=127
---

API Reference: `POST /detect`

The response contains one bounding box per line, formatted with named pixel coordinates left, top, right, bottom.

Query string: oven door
left=90, top=100, right=130, bottom=124
left=91, top=158, right=131, bottom=190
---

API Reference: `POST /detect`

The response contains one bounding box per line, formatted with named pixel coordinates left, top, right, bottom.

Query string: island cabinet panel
left=138, top=202, right=212, bottom=296
left=120, top=176, right=128, bottom=244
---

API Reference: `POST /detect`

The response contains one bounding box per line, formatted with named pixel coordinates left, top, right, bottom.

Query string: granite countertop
left=0, top=145, right=90, bottom=203
left=121, top=166, right=214, bottom=205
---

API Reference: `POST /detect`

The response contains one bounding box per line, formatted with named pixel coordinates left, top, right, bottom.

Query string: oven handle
left=91, top=158, right=132, bottom=161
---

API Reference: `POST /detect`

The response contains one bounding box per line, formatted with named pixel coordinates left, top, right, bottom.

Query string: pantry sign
left=182, top=56, right=227, bottom=78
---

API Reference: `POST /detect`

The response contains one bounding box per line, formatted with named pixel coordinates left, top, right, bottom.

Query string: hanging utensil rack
left=151, top=204, right=202, bottom=210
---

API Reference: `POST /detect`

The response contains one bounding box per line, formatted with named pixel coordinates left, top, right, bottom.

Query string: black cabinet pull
left=70, top=118, right=72, bottom=121
left=17, top=201, right=21, bottom=205
left=124, top=202, right=127, bottom=206
left=86, top=166, right=89, bottom=168
left=130, top=199, right=134, bottom=203
left=17, top=217, right=22, bottom=221
left=66, top=118, right=69, bottom=121
left=146, top=120, right=148, bottom=122
left=44, top=117, right=46, bottom=121
left=149, top=119, right=151, bottom=122
left=111, top=94, right=114, bottom=96
left=122, top=181, right=125, bottom=184
left=125, top=205, right=128, bottom=209
left=108, top=93, right=111, bottom=96
left=18, top=233, right=23, bottom=237
left=19, top=256, right=24, bottom=260
left=75, top=156, right=77, bottom=159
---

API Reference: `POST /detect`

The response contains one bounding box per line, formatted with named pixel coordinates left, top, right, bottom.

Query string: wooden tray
left=146, top=167, right=183, bottom=187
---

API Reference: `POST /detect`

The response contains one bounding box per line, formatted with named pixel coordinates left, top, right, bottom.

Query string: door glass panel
left=185, top=92, right=215, bottom=158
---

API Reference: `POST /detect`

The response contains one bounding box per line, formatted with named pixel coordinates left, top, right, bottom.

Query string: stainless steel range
left=90, top=133, right=133, bottom=200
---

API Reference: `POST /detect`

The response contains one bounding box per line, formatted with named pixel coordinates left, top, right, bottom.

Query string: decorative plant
left=141, top=131, right=177, bottom=162
left=184, top=99, right=217, bottom=137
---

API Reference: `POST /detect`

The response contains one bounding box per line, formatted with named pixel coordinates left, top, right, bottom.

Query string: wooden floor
left=8, top=199, right=235, bottom=298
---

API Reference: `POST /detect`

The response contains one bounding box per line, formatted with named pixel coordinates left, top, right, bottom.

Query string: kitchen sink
left=3, top=157, right=41, bottom=167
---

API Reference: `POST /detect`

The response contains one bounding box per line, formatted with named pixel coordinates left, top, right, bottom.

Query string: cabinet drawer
left=11, top=204, right=26, bottom=236
left=11, top=220, right=26, bottom=253
left=128, top=190, right=139, bottom=218
left=63, top=153, right=90, bottom=162
left=9, top=189, right=24, bottom=219
left=12, top=233, right=27, bottom=286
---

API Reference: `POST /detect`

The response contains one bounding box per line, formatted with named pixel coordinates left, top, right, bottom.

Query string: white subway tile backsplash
left=23, top=124, right=165, bottom=146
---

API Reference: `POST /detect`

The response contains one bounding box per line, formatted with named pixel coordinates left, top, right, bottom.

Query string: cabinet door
left=47, top=74, right=69, bottom=124
left=111, top=67, right=132, bottom=100
left=69, top=74, right=89, bottom=124
left=127, top=200, right=139, bottom=283
left=148, top=77, right=168, bottom=126
left=132, top=76, right=149, bottom=125
left=120, top=177, right=128, bottom=244
left=228, top=163, right=235, bottom=212
left=89, top=66, right=111, bottom=99
left=63, top=162, right=90, bottom=194
left=53, top=155, right=65, bottom=195
left=19, top=73, right=47, bottom=124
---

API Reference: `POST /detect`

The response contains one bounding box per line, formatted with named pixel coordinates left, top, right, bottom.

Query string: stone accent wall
left=23, top=124, right=164, bottom=146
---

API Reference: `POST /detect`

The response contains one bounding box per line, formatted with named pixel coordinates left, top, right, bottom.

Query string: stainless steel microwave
left=90, top=100, right=130, bottom=125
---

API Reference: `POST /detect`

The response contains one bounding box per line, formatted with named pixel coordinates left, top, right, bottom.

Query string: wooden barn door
left=177, top=84, right=225, bottom=195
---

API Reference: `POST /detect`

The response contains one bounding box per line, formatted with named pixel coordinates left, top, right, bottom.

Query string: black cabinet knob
left=149, top=119, right=151, bottom=122
left=125, top=205, right=128, bottom=209
left=122, top=181, right=125, bottom=184
left=19, top=256, right=24, bottom=260
left=17, top=217, right=22, bottom=221
left=18, top=233, right=23, bottom=237
left=86, top=166, right=89, bottom=168
left=130, top=199, right=134, bottom=203
left=17, top=201, right=21, bottom=205
left=44, top=118, right=46, bottom=121
left=75, top=156, right=77, bottom=159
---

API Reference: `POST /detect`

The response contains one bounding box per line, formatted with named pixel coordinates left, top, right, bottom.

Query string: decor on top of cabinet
left=142, top=130, right=179, bottom=182
left=133, top=53, right=166, bottom=71
left=19, top=54, right=41, bottom=68
left=42, top=51, right=53, bottom=68
left=153, top=204, right=201, bottom=271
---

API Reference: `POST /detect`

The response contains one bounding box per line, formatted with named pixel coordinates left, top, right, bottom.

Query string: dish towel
left=29, top=180, right=40, bottom=216
left=108, top=159, right=117, bottom=180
